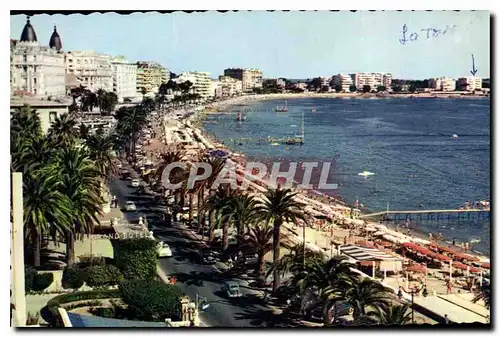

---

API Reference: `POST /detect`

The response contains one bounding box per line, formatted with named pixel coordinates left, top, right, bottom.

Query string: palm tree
left=85, top=134, right=118, bottom=180
left=224, top=194, right=259, bottom=246
left=57, top=147, right=104, bottom=265
left=326, top=277, right=392, bottom=319
left=363, top=303, right=412, bottom=325
left=11, top=105, right=42, bottom=142
left=255, top=188, right=308, bottom=292
left=472, top=282, right=491, bottom=309
left=241, top=224, right=273, bottom=282
left=267, top=243, right=325, bottom=282
left=47, top=114, right=79, bottom=148
left=115, top=106, right=147, bottom=162
left=23, top=167, right=73, bottom=266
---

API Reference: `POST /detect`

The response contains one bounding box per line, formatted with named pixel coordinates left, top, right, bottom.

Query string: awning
left=340, top=244, right=402, bottom=261
left=453, top=261, right=480, bottom=273
left=405, top=264, right=427, bottom=273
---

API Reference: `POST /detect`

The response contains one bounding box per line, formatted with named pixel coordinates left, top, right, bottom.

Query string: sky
left=10, top=11, right=490, bottom=79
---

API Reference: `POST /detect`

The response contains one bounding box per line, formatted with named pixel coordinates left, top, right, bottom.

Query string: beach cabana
left=340, top=244, right=403, bottom=272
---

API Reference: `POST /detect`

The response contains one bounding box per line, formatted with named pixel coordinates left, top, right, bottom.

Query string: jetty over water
left=359, top=209, right=490, bottom=221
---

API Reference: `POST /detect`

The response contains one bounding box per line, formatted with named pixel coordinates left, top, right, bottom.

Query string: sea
left=202, top=97, right=491, bottom=256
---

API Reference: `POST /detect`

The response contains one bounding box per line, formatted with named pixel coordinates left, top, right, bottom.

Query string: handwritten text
left=399, top=24, right=458, bottom=45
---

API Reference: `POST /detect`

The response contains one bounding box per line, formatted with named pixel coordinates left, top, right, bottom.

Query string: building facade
left=111, top=56, right=138, bottom=103
left=65, top=50, right=113, bottom=92
left=457, top=76, right=482, bottom=91
left=10, top=18, right=66, bottom=98
left=331, top=74, right=354, bottom=92
left=11, top=97, right=70, bottom=134
left=429, top=77, right=456, bottom=91
left=136, top=61, right=168, bottom=95
left=174, top=72, right=212, bottom=100
left=223, top=68, right=263, bottom=93
left=351, top=72, right=392, bottom=90
left=218, top=76, right=243, bottom=97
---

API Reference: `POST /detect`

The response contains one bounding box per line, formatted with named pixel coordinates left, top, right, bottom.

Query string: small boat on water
left=358, top=171, right=375, bottom=177
left=470, top=238, right=481, bottom=244
left=275, top=100, right=288, bottom=112
left=311, top=107, right=316, bottom=112
left=236, top=112, right=246, bottom=121
left=451, top=134, right=458, bottom=139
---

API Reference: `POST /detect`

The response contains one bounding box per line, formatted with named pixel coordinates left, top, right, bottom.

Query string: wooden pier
left=359, top=208, right=490, bottom=221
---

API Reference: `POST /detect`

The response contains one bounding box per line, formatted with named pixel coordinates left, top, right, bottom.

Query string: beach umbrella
left=405, top=264, right=427, bottom=273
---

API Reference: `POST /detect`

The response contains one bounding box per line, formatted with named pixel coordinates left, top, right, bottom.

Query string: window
left=49, top=111, right=57, bottom=123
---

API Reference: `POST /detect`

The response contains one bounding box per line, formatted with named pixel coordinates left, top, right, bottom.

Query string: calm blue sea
left=202, top=97, right=491, bottom=255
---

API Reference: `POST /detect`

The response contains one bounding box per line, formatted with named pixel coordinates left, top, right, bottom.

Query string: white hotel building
left=10, top=18, right=66, bottom=98
left=351, top=72, right=392, bottom=90
left=65, top=50, right=113, bottom=93
left=174, top=71, right=212, bottom=100
left=331, top=74, right=354, bottom=92
left=457, top=76, right=482, bottom=92
left=111, top=56, right=138, bottom=102
left=429, top=77, right=456, bottom=92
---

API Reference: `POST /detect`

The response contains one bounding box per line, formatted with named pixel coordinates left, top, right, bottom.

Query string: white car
left=131, top=179, right=140, bottom=187
left=157, top=242, right=173, bottom=257
left=125, top=201, right=136, bottom=212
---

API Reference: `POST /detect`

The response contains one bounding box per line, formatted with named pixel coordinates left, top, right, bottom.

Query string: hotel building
left=331, top=74, right=354, bottom=92
left=457, top=76, right=482, bottom=91
left=351, top=72, right=393, bottom=90
left=223, top=68, right=263, bottom=93
left=174, top=71, right=212, bottom=100
left=65, top=50, right=113, bottom=92
left=218, top=76, right=243, bottom=97
left=136, top=61, right=169, bottom=95
left=10, top=18, right=66, bottom=98
left=429, top=77, right=456, bottom=91
left=111, top=56, right=138, bottom=103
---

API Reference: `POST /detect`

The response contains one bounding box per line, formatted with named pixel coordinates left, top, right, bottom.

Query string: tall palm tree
left=23, top=167, right=73, bottom=266
left=57, top=147, right=104, bottom=265
left=224, top=194, right=259, bottom=246
left=115, top=106, right=147, bottom=161
left=255, top=188, right=308, bottom=292
left=241, top=224, right=273, bottom=282
left=363, top=303, right=412, bottom=325
left=85, top=134, right=118, bottom=180
left=47, top=114, right=79, bottom=148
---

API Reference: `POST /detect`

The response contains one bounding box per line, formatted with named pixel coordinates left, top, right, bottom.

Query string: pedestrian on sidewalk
left=112, top=195, right=117, bottom=208
left=444, top=314, right=450, bottom=324
left=446, top=280, right=452, bottom=294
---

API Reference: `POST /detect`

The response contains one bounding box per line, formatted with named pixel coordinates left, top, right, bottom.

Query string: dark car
left=199, top=250, right=217, bottom=265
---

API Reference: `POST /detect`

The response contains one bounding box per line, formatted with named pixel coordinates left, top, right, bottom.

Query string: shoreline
left=170, top=97, right=489, bottom=260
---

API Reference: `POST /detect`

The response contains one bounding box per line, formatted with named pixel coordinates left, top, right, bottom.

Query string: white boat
left=358, top=171, right=375, bottom=177
left=452, top=134, right=458, bottom=139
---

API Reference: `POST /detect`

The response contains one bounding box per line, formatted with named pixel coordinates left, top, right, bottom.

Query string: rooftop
left=11, top=96, right=71, bottom=107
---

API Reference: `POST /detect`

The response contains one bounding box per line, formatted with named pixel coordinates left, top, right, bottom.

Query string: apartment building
left=111, top=56, right=138, bottom=103
left=223, top=68, right=263, bottom=93
left=174, top=71, right=212, bottom=100
left=218, top=75, right=243, bottom=97
left=331, top=74, right=354, bottom=92
left=429, top=77, right=456, bottom=91
left=136, top=61, right=168, bottom=95
left=351, top=72, right=392, bottom=90
left=10, top=18, right=66, bottom=98
left=457, top=76, right=482, bottom=91
left=65, top=50, right=113, bottom=92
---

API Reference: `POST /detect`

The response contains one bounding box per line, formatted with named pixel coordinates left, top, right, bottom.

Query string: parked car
left=222, top=281, right=242, bottom=298
left=157, top=242, right=173, bottom=257
left=131, top=179, right=140, bottom=187
left=121, top=170, right=131, bottom=180
left=125, top=201, right=136, bottom=212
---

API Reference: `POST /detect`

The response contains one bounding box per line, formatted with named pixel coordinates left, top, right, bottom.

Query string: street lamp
left=397, top=285, right=428, bottom=323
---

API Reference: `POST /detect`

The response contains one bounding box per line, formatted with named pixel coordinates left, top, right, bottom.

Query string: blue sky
left=10, top=11, right=490, bottom=79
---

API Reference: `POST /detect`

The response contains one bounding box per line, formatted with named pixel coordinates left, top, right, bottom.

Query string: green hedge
left=25, top=266, right=54, bottom=292
left=44, top=289, right=122, bottom=326
left=120, top=279, right=183, bottom=322
left=62, top=265, right=88, bottom=289
left=87, top=265, right=124, bottom=288
left=112, top=238, right=157, bottom=280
